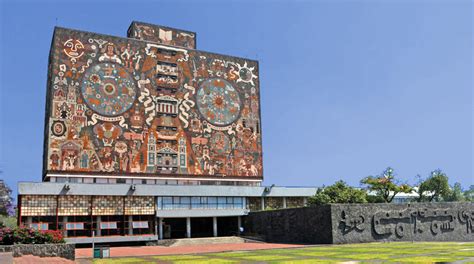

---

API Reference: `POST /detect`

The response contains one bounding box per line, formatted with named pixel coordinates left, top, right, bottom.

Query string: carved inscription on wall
left=338, top=206, right=474, bottom=240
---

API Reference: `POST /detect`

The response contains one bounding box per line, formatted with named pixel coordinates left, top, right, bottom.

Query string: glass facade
left=159, top=196, right=244, bottom=210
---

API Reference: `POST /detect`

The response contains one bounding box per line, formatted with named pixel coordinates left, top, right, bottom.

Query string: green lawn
left=93, top=242, right=474, bottom=263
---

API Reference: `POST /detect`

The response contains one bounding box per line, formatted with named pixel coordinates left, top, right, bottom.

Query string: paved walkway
left=76, top=242, right=305, bottom=259
left=0, top=252, right=13, bottom=264
left=13, top=255, right=75, bottom=264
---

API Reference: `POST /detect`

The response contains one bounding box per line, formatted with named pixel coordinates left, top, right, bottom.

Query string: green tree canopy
left=443, top=182, right=466, bottom=202
left=418, top=169, right=451, bottom=202
left=464, top=185, right=474, bottom=202
left=308, top=180, right=367, bottom=205
left=360, top=167, right=412, bottom=203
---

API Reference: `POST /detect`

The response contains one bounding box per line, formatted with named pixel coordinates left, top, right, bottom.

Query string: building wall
left=244, top=203, right=474, bottom=244
left=243, top=206, right=333, bottom=244
left=44, top=26, right=262, bottom=180
left=331, top=202, right=474, bottom=243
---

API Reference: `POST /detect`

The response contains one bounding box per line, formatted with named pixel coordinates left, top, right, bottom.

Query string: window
left=96, top=178, right=108, bottom=184
left=69, top=177, right=82, bottom=183
left=100, top=222, right=117, bottom=229
left=163, top=197, right=172, bottom=204
left=30, top=223, right=49, bottom=230
left=146, top=179, right=155, bottom=184
left=132, top=221, right=149, bottom=229
left=132, top=179, right=143, bottom=184
left=159, top=196, right=244, bottom=210
left=180, top=197, right=190, bottom=204
left=56, top=177, right=67, bottom=183
left=83, top=178, right=94, bottom=184
left=65, top=222, right=84, bottom=230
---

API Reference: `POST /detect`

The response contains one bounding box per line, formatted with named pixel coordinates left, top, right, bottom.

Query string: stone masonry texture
left=243, top=202, right=474, bottom=244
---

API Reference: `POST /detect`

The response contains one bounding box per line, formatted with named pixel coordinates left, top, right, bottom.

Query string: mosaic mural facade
left=44, top=26, right=262, bottom=180
left=128, top=21, right=196, bottom=49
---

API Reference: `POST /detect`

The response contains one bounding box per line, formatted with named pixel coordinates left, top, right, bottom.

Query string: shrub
left=0, top=227, right=64, bottom=245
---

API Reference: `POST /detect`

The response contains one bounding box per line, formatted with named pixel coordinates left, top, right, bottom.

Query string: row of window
left=160, top=196, right=244, bottom=210
left=23, top=215, right=155, bottom=237
left=50, top=177, right=261, bottom=187
left=31, top=221, right=149, bottom=231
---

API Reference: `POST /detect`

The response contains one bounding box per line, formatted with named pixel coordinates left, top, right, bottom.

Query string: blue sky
left=1, top=0, right=472, bottom=197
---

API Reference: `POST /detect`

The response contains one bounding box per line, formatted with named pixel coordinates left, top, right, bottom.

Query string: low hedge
left=0, top=227, right=64, bottom=245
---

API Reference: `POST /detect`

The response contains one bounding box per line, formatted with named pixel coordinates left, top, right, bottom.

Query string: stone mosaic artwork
left=128, top=21, right=196, bottom=49
left=45, top=25, right=262, bottom=179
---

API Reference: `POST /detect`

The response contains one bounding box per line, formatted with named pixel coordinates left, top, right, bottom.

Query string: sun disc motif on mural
left=81, top=63, right=137, bottom=117
left=196, top=78, right=241, bottom=126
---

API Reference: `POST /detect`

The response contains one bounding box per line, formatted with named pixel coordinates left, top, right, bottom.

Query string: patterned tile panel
left=58, top=195, right=91, bottom=216
left=125, top=196, right=155, bottom=215
left=21, top=195, right=57, bottom=216
left=92, top=196, right=124, bottom=215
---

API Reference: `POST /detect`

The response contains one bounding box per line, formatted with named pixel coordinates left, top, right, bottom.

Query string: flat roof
left=18, top=182, right=317, bottom=197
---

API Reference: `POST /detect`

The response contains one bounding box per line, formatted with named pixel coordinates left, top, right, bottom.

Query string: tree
left=0, top=179, right=14, bottom=216
left=418, top=169, right=451, bottom=202
left=360, top=167, right=412, bottom=203
left=464, top=185, right=474, bottom=202
left=443, top=182, right=466, bottom=202
left=308, top=180, right=367, bottom=205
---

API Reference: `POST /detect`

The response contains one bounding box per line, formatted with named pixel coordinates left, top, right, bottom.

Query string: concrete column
left=128, top=215, right=133, bottom=235
left=212, top=217, right=218, bottom=237
left=237, top=216, right=242, bottom=235
left=283, top=197, right=287, bottom=209
left=303, top=197, right=308, bottom=206
left=62, top=216, right=68, bottom=237
left=186, top=217, right=191, bottom=238
left=158, top=218, right=163, bottom=240
left=261, top=197, right=265, bottom=211
left=26, top=216, right=32, bottom=227
left=96, top=216, right=101, bottom=236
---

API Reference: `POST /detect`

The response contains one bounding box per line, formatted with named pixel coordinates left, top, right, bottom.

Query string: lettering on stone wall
left=459, top=210, right=474, bottom=234
left=339, top=210, right=365, bottom=234
left=340, top=208, right=474, bottom=238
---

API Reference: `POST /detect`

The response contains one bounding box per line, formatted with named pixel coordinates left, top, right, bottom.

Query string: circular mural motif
left=51, top=120, right=66, bottom=137
left=239, top=68, right=253, bottom=82
left=81, top=63, right=137, bottom=117
left=196, top=78, right=241, bottom=126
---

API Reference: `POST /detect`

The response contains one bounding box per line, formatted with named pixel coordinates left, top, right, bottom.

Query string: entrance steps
left=153, top=236, right=246, bottom=247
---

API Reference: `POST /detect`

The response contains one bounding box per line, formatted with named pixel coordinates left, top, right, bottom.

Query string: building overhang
left=18, top=182, right=318, bottom=197
left=157, top=209, right=249, bottom=218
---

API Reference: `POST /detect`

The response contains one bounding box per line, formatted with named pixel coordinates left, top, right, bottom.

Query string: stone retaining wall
left=0, top=244, right=75, bottom=260
left=243, top=206, right=333, bottom=244
left=243, top=202, right=474, bottom=244
left=331, top=202, right=473, bottom=244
